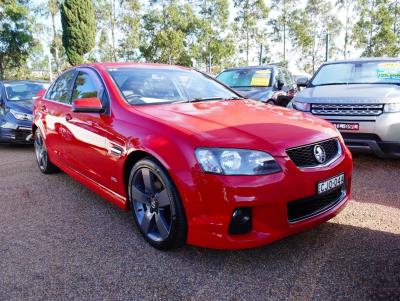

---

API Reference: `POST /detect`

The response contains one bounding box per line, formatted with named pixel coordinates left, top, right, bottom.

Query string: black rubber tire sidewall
left=34, top=130, right=58, bottom=174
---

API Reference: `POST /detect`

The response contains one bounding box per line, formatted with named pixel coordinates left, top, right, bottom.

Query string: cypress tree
left=61, top=0, right=96, bottom=65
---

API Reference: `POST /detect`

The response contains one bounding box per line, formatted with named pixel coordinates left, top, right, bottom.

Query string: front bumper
left=318, top=112, right=400, bottom=157
left=0, top=120, right=33, bottom=144
left=172, top=145, right=353, bottom=249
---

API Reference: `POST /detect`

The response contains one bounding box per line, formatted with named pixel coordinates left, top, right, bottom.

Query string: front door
left=63, top=68, right=116, bottom=189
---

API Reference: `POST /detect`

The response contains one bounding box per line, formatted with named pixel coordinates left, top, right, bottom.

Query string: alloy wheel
left=131, top=167, right=172, bottom=242
left=34, top=132, right=47, bottom=171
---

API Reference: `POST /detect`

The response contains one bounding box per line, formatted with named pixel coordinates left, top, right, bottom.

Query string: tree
left=233, top=0, right=269, bottom=65
left=353, top=0, right=400, bottom=57
left=0, top=0, right=34, bottom=79
left=140, top=0, right=200, bottom=66
left=193, top=0, right=235, bottom=71
left=269, top=0, right=298, bottom=64
left=336, top=0, right=355, bottom=58
left=47, top=0, right=62, bottom=72
left=119, top=0, right=141, bottom=61
left=60, top=0, right=96, bottom=65
left=290, top=0, right=341, bottom=73
left=95, top=0, right=120, bottom=62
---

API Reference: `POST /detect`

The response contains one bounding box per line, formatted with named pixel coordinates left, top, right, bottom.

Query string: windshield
left=107, top=67, right=238, bottom=105
left=5, top=82, right=49, bottom=101
left=312, top=61, right=400, bottom=86
left=217, top=68, right=272, bottom=88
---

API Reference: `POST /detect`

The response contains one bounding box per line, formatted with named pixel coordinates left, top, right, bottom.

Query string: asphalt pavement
left=0, top=145, right=399, bottom=301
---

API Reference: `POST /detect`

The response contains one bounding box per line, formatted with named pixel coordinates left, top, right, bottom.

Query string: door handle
left=65, top=114, right=72, bottom=121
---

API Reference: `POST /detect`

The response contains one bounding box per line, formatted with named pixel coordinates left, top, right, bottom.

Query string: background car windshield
left=108, top=68, right=238, bottom=104
left=5, top=83, right=49, bottom=101
left=217, top=69, right=272, bottom=88
left=312, top=61, right=400, bottom=86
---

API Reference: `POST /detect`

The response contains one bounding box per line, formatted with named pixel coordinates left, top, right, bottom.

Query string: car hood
left=234, top=87, right=273, bottom=102
left=6, top=99, right=33, bottom=114
left=135, top=99, right=338, bottom=157
left=295, top=84, right=400, bottom=104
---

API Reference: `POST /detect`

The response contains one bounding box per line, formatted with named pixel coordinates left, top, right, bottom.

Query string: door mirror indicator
left=72, top=97, right=103, bottom=113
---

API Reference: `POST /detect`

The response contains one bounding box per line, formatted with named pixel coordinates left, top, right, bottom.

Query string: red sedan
left=32, top=63, right=353, bottom=250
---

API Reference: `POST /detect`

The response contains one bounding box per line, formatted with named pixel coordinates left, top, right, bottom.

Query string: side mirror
left=296, top=76, right=309, bottom=87
left=72, top=97, right=103, bottom=113
left=35, top=89, right=47, bottom=99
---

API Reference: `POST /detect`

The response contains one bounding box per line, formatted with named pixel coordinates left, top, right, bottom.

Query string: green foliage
left=0, top=0, right=34, bottom=79
left=61, top=0, right=96, bottom=65
left=193, top=0, right=235, bottom=70
left=269, top=0, right=298, bottom=62
left=290, top=0, right=341, bottom=73
left=119, top=0, right=141, bottom=61
left=353, top=0, right=400, bottom=57
left=233, top=0, right=270, bottom=65
left=140, top=1, right=200, bottom=66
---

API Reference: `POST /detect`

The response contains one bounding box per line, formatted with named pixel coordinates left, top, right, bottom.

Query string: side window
left=71, top=72, right=98, bottom=100
left=47, top=71, right=75, bottom=104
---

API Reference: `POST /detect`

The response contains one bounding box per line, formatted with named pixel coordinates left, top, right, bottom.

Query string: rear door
left=38, top=70, right=76, bottom=164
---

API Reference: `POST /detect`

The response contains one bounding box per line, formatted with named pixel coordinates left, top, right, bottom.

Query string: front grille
left=287, top=187, right=344, bottom=223
left=311, top=103, right=384, bottom=116
left=286, top=139, right=341, bottom=168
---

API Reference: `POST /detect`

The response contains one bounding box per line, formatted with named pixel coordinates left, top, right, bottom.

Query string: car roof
left=220, top=65, right=279, bottom=72
left=322, top=57, right=400, bottom=65
left=81, top=62, right=193, bottom=71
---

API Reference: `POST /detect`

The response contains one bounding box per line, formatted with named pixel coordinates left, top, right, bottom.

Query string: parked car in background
left=33, top=62, right=352, bottom=250
left=0, top=80, right=49, bottom=144
left=292, top=58, right=400, bottom=158
left=216, top=65, right=297, bottom=106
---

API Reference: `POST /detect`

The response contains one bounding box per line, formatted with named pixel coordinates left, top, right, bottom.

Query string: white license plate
left=333, top=122, right=359, bottom=131
left=318, top=173, right=345, bottom=194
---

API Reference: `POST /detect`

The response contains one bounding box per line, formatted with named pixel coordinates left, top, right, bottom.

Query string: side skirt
left=53, top=158, right=128, bottom=210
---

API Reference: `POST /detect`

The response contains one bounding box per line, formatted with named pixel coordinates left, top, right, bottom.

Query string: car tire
left=34, top=130, right=58, bottom=174
left=128, top=158, right=187, bottom=250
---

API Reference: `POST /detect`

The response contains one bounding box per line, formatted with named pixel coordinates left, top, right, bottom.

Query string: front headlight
left=10, top=109, right=33, bottom=121
left=384, top=103, right=400, bottom=113
left=292, top=100, right=311, bottom=112
left=195, top=148, right=282, bottom=175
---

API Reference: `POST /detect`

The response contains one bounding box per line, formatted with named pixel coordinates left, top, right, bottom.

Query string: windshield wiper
left=173, top=97, right=224, bottom=104
left=313, top=83, right=349, bottom=87
left=226, top=96, right=245, bottom=100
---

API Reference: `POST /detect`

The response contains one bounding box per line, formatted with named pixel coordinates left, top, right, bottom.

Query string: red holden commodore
left=32, top=63, right=353, bottom=250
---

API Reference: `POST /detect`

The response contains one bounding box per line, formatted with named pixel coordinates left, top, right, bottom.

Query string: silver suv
left=292, top=58, right=400, bottom=158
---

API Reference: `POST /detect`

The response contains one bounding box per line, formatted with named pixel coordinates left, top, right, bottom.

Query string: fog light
left=228, top=207, right=252, bottom=235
